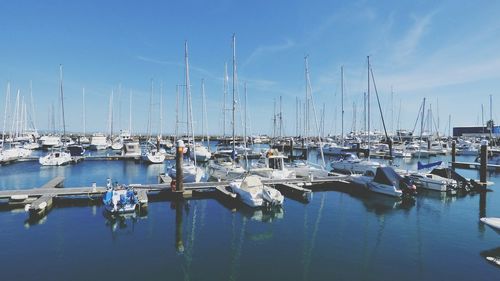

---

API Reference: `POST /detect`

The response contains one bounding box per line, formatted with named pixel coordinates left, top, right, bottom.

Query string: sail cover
left=417, top=161, right=442, bottom=170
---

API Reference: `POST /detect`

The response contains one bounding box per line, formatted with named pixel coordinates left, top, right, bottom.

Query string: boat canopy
left=241, top=176, right=262, bottom=190
left=373, top=167, right=403, bottom=188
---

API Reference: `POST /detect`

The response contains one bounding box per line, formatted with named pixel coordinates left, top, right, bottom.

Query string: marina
left=2, top=1, right=500, bottom=280
left=0, top=149, right=499, bottom=281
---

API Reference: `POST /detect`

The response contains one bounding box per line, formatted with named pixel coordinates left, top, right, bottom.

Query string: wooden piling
left=480, top=140, right=488, bottom=186
left=175, top=200, right=184, bottom=253
left=176, top=140, right=184, bottom=192
left=451, top=141, right=456, bottom=170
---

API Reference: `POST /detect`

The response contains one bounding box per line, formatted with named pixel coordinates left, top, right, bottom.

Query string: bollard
left=451, top=141, right=456, bottom=170
left=480, top=140, right=488, bottom=186
left=176, top=140, right=184, bottom=192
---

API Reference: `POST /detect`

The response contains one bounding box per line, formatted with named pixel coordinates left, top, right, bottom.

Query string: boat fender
left=170, top=180, right=176, bottom=191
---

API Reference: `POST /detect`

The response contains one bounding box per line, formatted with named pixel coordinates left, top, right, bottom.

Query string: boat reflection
left=214, top=195, right=284, bottom=223
left=102, top=208, right=147, bottom=238
left=329, top=182, right=415, bottom=215
left=480, top=247, right=500, bottom=267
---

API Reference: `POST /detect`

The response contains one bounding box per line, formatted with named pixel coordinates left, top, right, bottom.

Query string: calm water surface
left=0, top=151, right=499, bottom=281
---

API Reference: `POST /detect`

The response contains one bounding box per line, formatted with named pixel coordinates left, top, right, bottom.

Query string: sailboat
left=331, top=57, right=381, bottom=174
left=207, top=34, right=246, bottom=180
left=143, top=81, right=166, bottom=164
left=167, top=41, right=205, bottom=182
left=189, top=79, right=212, bottom=162
left=39, top=65, right=72, bottom=166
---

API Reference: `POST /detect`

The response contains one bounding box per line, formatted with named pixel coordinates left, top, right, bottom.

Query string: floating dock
left=0, top=174, right=349, bottom=220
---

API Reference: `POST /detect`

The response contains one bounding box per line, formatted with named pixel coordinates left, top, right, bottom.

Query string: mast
left=59, top=65, right=66, bottom=143
left=185, top=40, right=196, bottom=166
left=341, top=65, right=344, bottom=145
left=223, top=62, right=228, bottom=137
left=279, top=95, right=283, bottom=137
left=160, top=81, right=163, bottom=138
left=419, top=98, right=426, bottom=159
left=108, top=90, right=114, bottom=139
left=2, top=82, right=10, bottom=147
left=175, top=85, right=179, bottom=142
left=367, top=56, right=371, bottom=160
left=29, top=80, right=37, bottom=134
left=148, top=79, right=153, bottom=139
left=244, top=82, right=248, bottom=154
left=201, top=79, right=208, bottom=144
left=391, top=87, right=394, bottom=134
left=370, top=66, right=392, bottom=159
left=82, top=88, right=86, bottom=136
left=304, top=55, right=326, bottom=167
left=231, top=34, right=236, bottom=158
left=129, top=90, right=132, bottom=135
left=296, top=97, right=299, bottom=136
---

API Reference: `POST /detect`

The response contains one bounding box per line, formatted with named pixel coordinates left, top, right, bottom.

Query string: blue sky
left=0, top=0, right=499, bottom=136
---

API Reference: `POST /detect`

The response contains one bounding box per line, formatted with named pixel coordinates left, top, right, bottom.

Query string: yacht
left=331, top=153, right=381, bottom=175
left=189, top=143, right=212, bottom=162
left=39, top=149, right=72, bottom=166
left=121, top=140, right=141, bottom=158
left=168, top=162, right=205, bottom=183
left=286, top=160, right=330, bottom=178
left=250, top=151, right=296, bottom=179
left=39, top=135, right=62, bottom=150
left=89, top=133, right=110, bottom=150
left=228, top=175, right=284, bottom=207
left=207, top=156, right=246, bottom=180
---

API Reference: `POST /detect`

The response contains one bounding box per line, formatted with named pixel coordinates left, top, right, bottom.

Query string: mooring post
left=451, top=141, right=456, bottom=170
left=480, top=140, right=488, bottom=186
left=176, top=140, right=184, bottom=192
left=289, top=139, right=294, bottom=160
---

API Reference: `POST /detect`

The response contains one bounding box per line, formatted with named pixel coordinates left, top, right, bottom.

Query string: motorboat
left=89, top=133, right=110, bottom=150
left=168, top=162, right=205, bottom=183
left=285, top=160, right=330, bottom=178
left=102, top=182, right=139, bottom=214
left=39, top=135, right=62, bottom=150
left=189, top=143, right=212, bottom=162
left=250, top=150, right=296, bottom=179
left=39, top=150, right=72, bottom=166
left=430, top=167, right=480, bottom=192
left=403, top=171, right=457, bottom=192
left=111, top=130, right=131, bottom=150
left=67, top=144, right=85, bottom=157
left=121, top=140, right=141, bottom=158
left=366, top=167, right=416, bottom=197
left=228, top=175, right=284, bottom=207
left=331, top=153, right=380, bottom=175
left=207, top=156, right=246, bottom=180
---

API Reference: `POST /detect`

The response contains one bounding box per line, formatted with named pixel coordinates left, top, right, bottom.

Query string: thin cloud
left=391, top=12, right=435, bottom=64
left=136, top=55, right=217, bottom=80
left=243, top=39, right=295, bottom=67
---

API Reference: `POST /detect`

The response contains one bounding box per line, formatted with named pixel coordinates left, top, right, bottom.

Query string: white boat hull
left=480, top=217, right=500, bottom=231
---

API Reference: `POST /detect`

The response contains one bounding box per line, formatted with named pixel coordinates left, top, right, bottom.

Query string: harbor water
left=0, top=152, right=499, bottom=281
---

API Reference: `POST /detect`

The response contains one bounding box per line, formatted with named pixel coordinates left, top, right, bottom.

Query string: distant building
left=453, top=125, right=500, bottom=137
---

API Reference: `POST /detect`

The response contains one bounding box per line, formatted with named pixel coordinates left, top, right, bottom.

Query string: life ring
left=170, top=180, right=176, bottom=191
